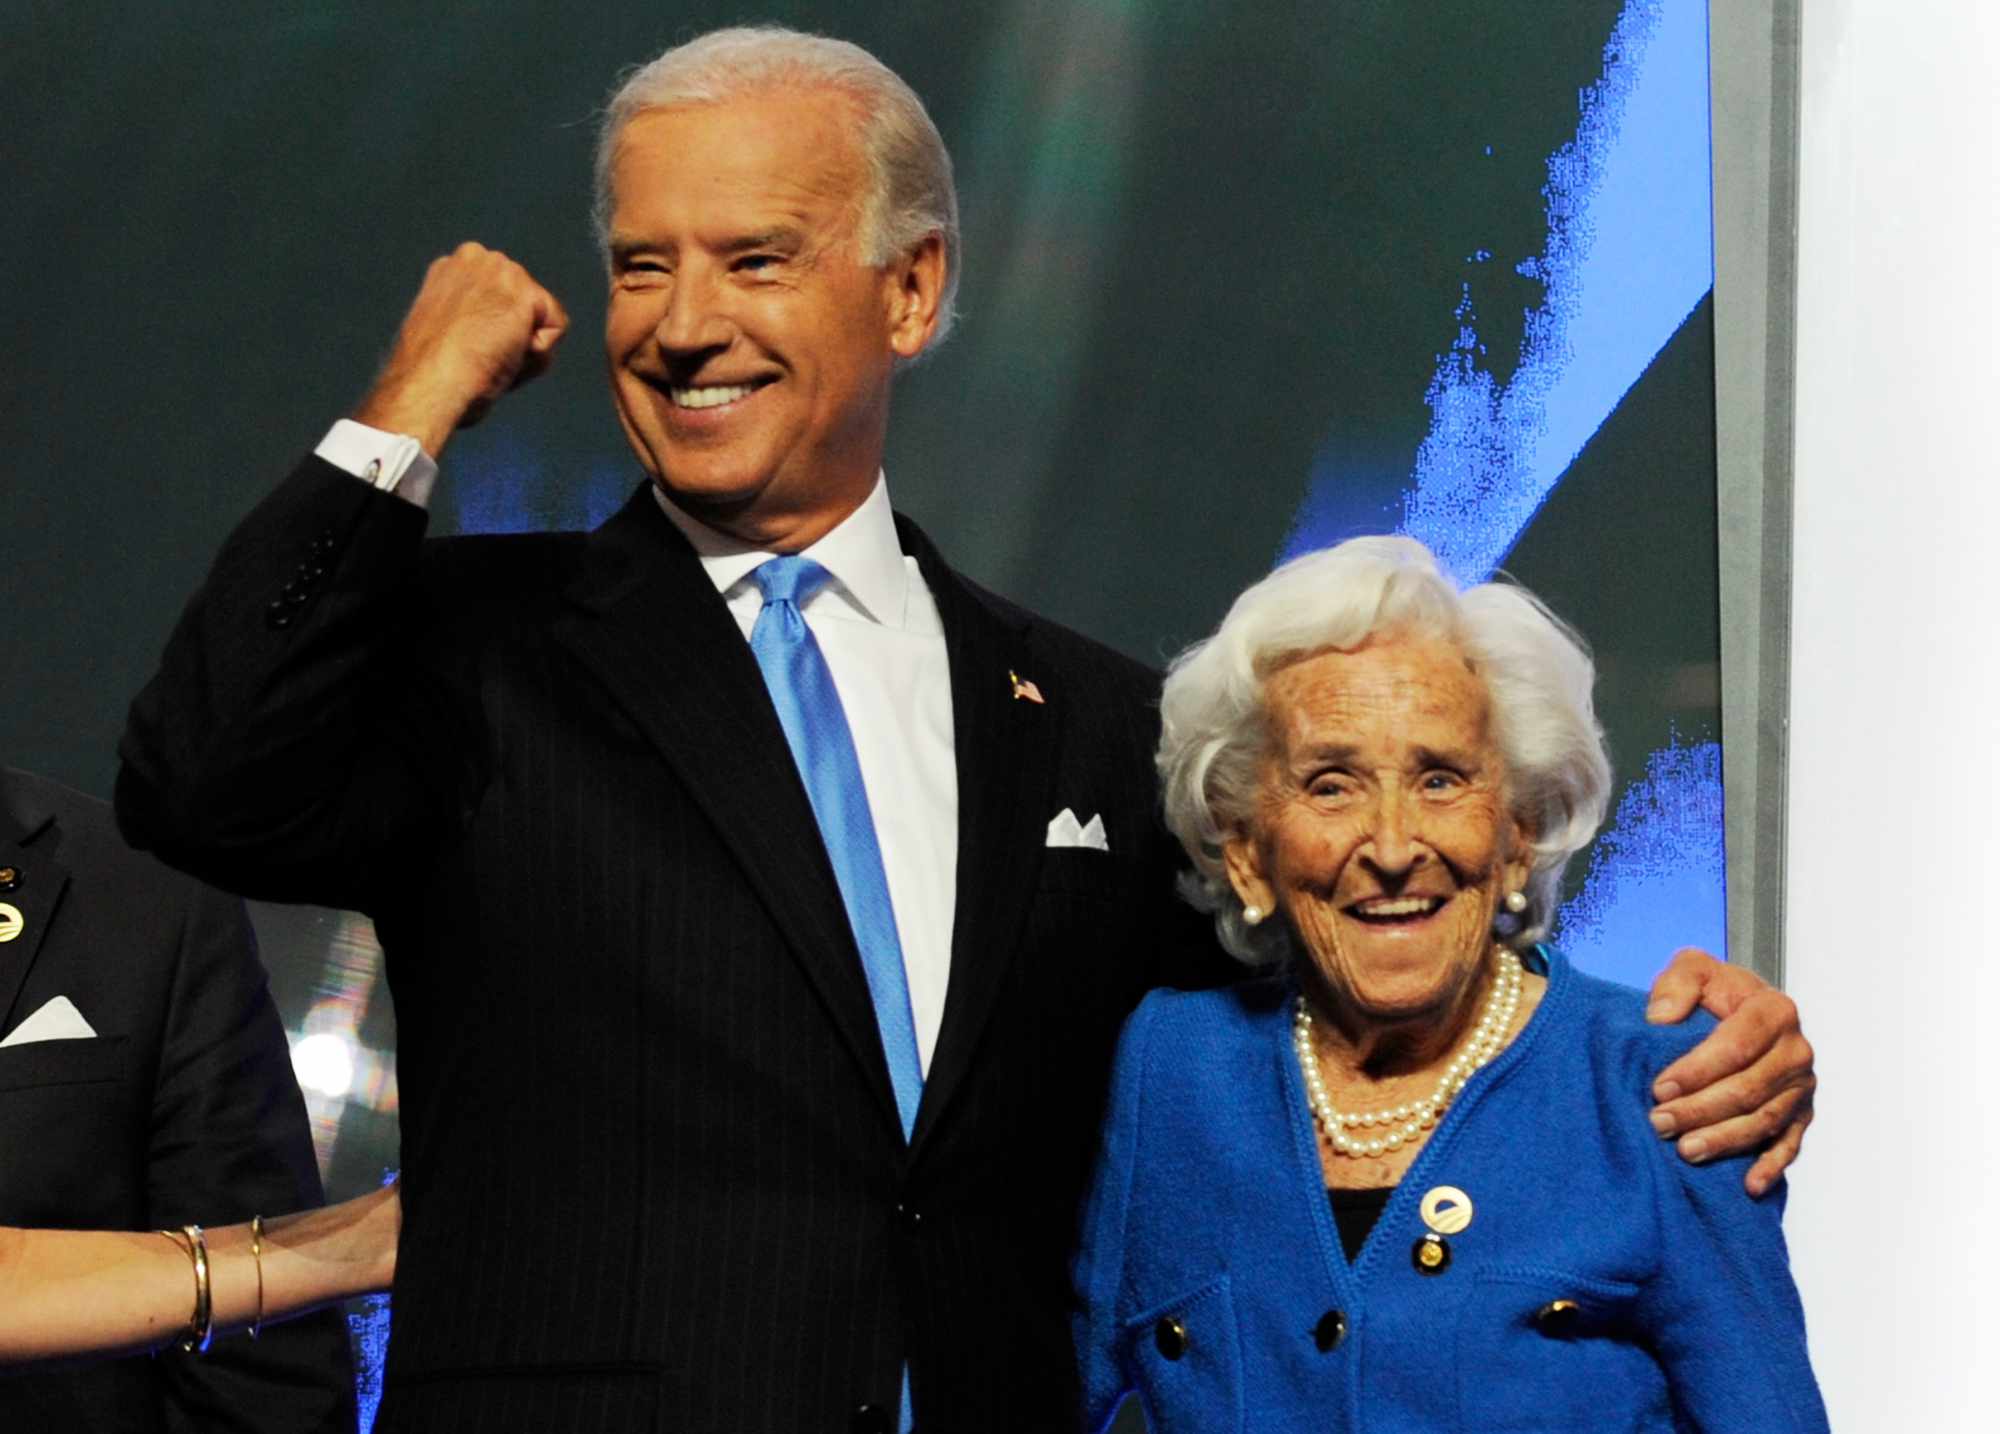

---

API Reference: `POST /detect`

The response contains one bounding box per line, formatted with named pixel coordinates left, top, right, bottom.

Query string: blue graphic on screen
left=1283, top=0, right=1713, bottom=586
left=1558, top=738, right=1727, bottom=977
left=1284, top=0, right=1726, bottom=987
left=349, top=1292, right=392, bottom=1432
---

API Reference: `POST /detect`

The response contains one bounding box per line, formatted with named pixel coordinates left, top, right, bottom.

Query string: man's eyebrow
left=720, top=227, right=805, bottom=255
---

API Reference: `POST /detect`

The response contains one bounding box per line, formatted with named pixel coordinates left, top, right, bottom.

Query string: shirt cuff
left=314, top=419, right=440, bottom=508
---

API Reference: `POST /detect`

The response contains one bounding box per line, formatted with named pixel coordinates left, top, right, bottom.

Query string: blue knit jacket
left=1072, top=948, right=1826, bottom=1432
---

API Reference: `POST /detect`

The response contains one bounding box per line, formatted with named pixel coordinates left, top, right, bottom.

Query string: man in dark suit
left=116, top=25, right=1813, bottom=1434
left=0, top=765, right=356, bottom=1430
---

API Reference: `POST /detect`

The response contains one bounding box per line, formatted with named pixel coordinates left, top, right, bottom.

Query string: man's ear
left=887, top=233, right=946, bottom=359
left=1221, top=829, right=1276, bottom=918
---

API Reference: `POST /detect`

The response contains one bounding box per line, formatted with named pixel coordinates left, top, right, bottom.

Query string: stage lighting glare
left=292, top=1031, right=357, bottom=1099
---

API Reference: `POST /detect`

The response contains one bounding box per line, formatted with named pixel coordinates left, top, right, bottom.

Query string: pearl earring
left=1505, top=890, right=1528, bottom=913
left=1243, top=904, right=1266, bottom=926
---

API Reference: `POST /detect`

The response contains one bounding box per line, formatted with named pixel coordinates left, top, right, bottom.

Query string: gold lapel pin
left=1420, top=1185, right=1474, bottom=1236
left=1009, top=670, right=1044, bottom=704
left=0, top=902, right=24, bottom=944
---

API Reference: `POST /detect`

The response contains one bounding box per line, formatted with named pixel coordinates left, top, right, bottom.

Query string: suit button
left=851, top=1403, right=894, bottom=1434
left=1154, top=1316, right=1188, bottom=1360
left=1412, top=1234, right=1451, bottom=1275
left=1535, top=1299, right=1582, bottom=1336
left=893, top=1202, right=923, bottom=1232
left=1313, top=1309, right=1347, bottom=1352
left=0, top=866, right=19, bottom=892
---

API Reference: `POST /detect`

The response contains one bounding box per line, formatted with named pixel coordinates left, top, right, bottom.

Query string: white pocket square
left=0, top=996, right=98, bottom=1049
left=1045, top=808, right=1109, bottom=852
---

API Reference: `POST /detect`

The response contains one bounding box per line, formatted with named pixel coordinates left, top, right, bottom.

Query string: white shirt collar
left=650, top=473, right=908, bottom=627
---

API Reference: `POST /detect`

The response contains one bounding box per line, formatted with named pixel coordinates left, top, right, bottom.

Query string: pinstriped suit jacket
left=118, top=456, right=1217, bottom=1433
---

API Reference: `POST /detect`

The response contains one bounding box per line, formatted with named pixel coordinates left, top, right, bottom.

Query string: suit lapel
left=0, top=777, right=71, bottom=1036
left=903, top=520, right=1063, bottom=1152
left=550, top=486, right=903, bottom=1136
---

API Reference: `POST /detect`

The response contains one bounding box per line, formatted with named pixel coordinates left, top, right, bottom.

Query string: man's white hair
left=1157, top=535, right=1613, bottom=966
left=594, top=25, right=961, bottom=349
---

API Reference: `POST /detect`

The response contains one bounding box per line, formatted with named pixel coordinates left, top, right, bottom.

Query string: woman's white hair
left=593, top=25, right=961, bottom=349
left=1158, top=535, right=1612, bottom=966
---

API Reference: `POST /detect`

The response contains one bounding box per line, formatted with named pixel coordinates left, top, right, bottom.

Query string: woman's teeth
left=1351, top=897, right=1444, bottom=919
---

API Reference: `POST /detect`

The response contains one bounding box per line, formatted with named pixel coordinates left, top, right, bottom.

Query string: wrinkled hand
left=353, top=243, right=569, bottom=458
left=1645, top=948, right=1814, bottom=1196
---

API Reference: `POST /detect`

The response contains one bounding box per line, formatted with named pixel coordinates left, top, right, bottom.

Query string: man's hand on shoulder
left=354, top=242, right=569, bottom=459
left=1642, top=948, right=1815, bottom=1197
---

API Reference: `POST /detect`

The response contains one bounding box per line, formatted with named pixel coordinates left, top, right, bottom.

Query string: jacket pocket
left=1122, top=1275, right=1243, bottom=1434
left=1454, top=1267, right=1672, bottom=1432
left=0, top=1034, right=128, bottom=1094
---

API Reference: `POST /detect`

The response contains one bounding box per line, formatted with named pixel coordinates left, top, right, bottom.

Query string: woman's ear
left=1221, top=830, right=1276, bottom=919
left=1502, top=808, right=1540, bottom=899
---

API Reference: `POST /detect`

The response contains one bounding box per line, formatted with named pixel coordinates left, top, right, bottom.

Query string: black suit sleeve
left=118, top=456, right=478, bottom=914
left=146, top=885, right=358, bottom=1433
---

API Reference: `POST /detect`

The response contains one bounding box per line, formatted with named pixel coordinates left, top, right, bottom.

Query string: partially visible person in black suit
left=115, top=25, right=1815, bottom=1433
left=0, top=765, right=357, bottom=1431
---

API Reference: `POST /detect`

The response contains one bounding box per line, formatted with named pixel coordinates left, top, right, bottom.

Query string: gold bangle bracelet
left=249, top=1215, right=265, bottom=1340
left=170, top=1223, right=213, bottom=1353
left=157, top=1229, right=192, bottom=1348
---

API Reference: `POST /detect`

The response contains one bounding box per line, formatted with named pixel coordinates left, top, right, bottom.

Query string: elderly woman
left=1072, top=537, right=1825, bottom=1432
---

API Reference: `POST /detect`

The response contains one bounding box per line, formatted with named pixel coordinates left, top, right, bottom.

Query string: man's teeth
left=671, top=383, right=757, bottom=409
left=1354, top=897, right=1441, bottom=917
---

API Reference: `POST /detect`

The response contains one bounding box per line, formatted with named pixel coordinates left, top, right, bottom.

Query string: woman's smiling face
left=1225, top=632, right=1533, bottom=1030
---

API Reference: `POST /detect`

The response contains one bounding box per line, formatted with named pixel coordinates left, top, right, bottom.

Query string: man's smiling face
left=603, top=87, right=940, bottom=549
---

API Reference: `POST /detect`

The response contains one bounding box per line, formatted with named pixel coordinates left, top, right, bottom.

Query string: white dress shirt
left=314, top=422, right=960, bottom=1073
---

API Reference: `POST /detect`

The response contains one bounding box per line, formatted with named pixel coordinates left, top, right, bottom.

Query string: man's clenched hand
left=353, top=243, right=569, bottom=459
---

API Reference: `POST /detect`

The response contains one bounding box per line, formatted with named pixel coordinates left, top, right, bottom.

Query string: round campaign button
left=1420, top=1185, right=1474, bottom=1236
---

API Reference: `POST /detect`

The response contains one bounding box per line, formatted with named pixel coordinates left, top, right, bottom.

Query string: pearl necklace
left=1293, top=950, right=1524, bottom=1159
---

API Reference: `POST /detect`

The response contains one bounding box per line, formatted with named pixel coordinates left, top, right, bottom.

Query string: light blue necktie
left=751, top=556, right=922, bottom=1434
left=748, top=556, right=925, bottom=1142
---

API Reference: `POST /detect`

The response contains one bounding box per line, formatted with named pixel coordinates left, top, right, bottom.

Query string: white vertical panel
left=1786, top=1, right=1998, bottom=1427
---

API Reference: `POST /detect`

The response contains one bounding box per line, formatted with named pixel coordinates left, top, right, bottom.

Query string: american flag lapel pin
left=1009, top=669, right=1044, bottom=704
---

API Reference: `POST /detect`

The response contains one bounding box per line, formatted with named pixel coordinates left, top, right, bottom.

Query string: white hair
left=593, top=25, right=961, bottom=349
left=1158, top=535, right=1612, bottom=967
